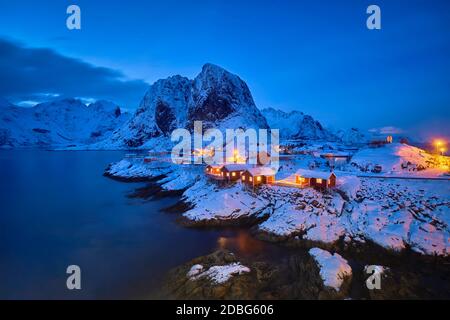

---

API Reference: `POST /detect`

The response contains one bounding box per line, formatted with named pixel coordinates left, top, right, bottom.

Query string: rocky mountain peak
left=109, top=64, right=268, bottom=148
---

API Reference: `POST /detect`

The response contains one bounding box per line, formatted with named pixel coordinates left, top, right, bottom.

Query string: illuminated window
left=249, top=177, right=253, bottom=182
left=242, top=176, right=246, bottom=181
left=316, top=178, right=323, bottom=184
left=232, top=172, right=236, bottom=177
left=226, top=172, right=229, bottom=177
left=257, top=176, right=262, bottom=182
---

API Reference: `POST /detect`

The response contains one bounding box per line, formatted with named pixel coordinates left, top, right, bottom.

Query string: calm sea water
left=0, top=150, right=284, bottom=299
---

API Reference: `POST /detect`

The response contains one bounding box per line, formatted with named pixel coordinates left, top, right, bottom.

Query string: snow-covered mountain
left=106, top=63, right=269, bottom=149
left=333, top=127, right=369, bottom=145
left=261, top=107, right=335, bottom=141
left=0, top=98, right=129, bottom=148
left=1, top=63, right=377, bottom=150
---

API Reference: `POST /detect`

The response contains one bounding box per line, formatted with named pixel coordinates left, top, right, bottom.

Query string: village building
left=294, top=169, right=337, bottom=189
left=205, top=164, right=225, bottom=180
left=206, top=164, right=251, bottom=181
left=220, top=164, right=250, bottom=181
left=241, top=167, right=276, bottom=187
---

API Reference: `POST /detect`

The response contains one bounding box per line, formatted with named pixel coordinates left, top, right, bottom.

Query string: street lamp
left=434, top=140, right=444, bottom=154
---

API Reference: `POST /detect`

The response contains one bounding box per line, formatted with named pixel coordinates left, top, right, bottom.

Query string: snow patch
left=309, top=248, right=352, bottom=291
left=188, top=263, right=251, bottom=284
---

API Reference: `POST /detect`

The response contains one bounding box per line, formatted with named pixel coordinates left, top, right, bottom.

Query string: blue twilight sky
left=0, top=0, right=449, bottom=140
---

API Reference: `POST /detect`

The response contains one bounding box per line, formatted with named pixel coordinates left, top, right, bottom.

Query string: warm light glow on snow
left=433, top=139, right=447, bottom=155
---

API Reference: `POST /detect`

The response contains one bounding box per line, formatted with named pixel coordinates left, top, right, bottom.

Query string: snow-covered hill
left=104, top=63, right=269, bottom=149
left=333, top=128, right=369, bottom=145
left=0, top=98, right=129, bottom=148
left=351, top=143, right=448, bottom=175
left=261, top=107, right=336, bottom=141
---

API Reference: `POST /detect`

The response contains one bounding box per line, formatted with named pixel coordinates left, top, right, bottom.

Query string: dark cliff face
left=112, top=63, right=269, bottom=148
left=188, top=64, right=257, bottom=125
left=155, top=101, right=177, bottom=135
left=188, top=90, right=234, bottom=125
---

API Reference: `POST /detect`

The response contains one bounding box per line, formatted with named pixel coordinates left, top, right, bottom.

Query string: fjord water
left=0, top=150, right=283, bottom=299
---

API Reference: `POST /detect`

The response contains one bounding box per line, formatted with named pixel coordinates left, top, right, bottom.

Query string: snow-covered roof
left=245, top=167, right=276, bottom=176
left=295, top=169, right=336, bottom=180
left=206, top=164, right=224, bottom=170
left=222, top=164, right=251, bottom=171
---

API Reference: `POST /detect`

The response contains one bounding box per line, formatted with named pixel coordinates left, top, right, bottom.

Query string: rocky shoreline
left=158, top=249, right=354, bottom=300
left=104, top=159, right=450, bottom=299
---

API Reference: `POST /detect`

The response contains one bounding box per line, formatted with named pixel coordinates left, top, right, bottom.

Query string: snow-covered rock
left=258, top=187, right=346, bottom=243
left=182, top=179, right=270, bottom=224
left=351, top=143, right=446, bottom=175
left=348, top=178, right=450, bottom=256
left=0, top=98, right=129, bottom=148
left=364, top=265, right=388, bottom=276
left=261, top=107, right=335, bottom=141
left=309, top=248, right=352, bottom=291
left=190, top=64, right=268, bottom=131
left=186, top=264, right=204, bottom=277
left=188, top=262, right=251, bottom=284
left=105, top=157, right=449, bottom=257
left=333, top=127, right=369, bottom=145
left=105, top=63, right=268, bottom=150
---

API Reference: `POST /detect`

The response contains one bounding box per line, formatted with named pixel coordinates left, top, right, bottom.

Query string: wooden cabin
left=295, top=169, right=337, bottom=189
left=205, top=164, right=224, bottom=180
left=241, top=167, right=276, bottom=187
left=220, top=164, right=249, bottom=182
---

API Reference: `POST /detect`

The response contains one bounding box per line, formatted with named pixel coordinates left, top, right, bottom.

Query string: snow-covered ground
left=258, top=186, right=346, bottom=243
left=187, top=262, right=251, bottom=284
left=350, top=143, right=449, bottom=177
left=309, top=248, right=352, bottom=291
left=347, top=178, right=449, bottom=255
left=182, top=179, right=271, bottom=222
left=105, top=148, right=450, bottom=257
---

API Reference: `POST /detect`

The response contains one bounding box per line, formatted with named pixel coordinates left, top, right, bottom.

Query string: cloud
left=369, top=126, right=404, bottom=135
left=0, top=38, right=149, bottom=108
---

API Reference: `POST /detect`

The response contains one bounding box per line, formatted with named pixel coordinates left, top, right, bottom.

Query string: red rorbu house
left=295, top=169, right=337, bottom=189
left=220, top=164, right=250, bottom=182
left=241, top=167, right=276, bottom=188
left=205, top=164, right=224, bottom=180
